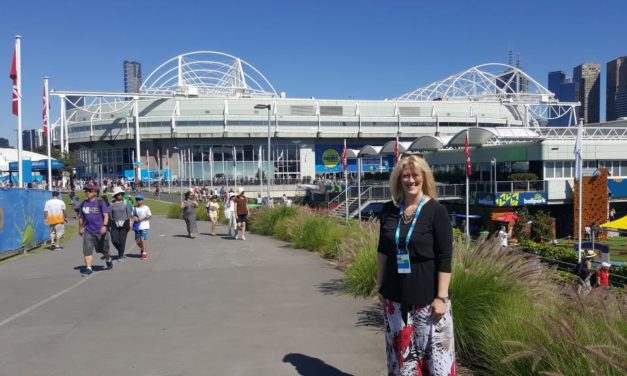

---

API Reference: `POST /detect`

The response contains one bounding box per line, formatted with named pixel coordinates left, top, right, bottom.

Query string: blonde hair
left=389, top=155, right=437, bottom=205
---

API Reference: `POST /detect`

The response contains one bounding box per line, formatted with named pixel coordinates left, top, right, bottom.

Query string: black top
left=377, top=199, right=453, bottom=305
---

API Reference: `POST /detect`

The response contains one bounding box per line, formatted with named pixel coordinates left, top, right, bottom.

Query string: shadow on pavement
left=356, top=303, right=384, bottom=329
left=282, top=353, right=353, bottom=376
left=317, top=278, right=345, bottom=296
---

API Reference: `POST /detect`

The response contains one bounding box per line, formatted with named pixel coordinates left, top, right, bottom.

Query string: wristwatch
left=435, top=296, right=449, bottom=304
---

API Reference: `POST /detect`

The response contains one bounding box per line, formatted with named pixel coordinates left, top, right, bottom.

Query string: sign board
left=476, top=192, right=548, bottom=207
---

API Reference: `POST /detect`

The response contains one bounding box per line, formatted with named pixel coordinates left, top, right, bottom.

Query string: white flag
left=574, top=122, right=583, bottom=181
left=258, top=145, right=263, bottom=169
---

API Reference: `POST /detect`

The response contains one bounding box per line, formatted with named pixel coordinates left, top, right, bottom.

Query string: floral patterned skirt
left=382, top=299, right=456, bottom=376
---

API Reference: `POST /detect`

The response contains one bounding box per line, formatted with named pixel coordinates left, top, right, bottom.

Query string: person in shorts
left=133, top=194, right=152, bottom=260
left=44, top=191, right=67, bottom=250
left=78, top=183, right=113, bottom=275
left=205, top=195, right=220, bottom=236
left=233, top=187, right=249, bottom=240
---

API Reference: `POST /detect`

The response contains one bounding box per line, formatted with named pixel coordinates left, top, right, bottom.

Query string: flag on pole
left=166, top=149, right=169, bottom=167
left=9, top=47, right=19, bottom=116
left=464, top=133, right=472, bottom=177
left=394, top=136, right=400, bottom=163
left=157, top=149, right=160, bottom=168
left=574, top=122, right=583, bottom=181
left=146, top=149, right=150, bottom=170
left=341, top=139, right=348, bottom=172
left=42, top=84, right=49, bottom=137
left=131, top=150, right=135, bottom=165
left=232, top=145, right=237, bottom=166
left=258, top=145, right=263, bottom=169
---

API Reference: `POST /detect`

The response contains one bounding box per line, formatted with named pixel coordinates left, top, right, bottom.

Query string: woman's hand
left=429, top=299, right=447, bottom=322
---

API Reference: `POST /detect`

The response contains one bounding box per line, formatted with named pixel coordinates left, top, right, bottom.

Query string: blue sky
left=1, top=0, right=626, bottom=144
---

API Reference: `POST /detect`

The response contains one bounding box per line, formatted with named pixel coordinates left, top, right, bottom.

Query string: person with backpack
left=109, top=186, right=133, bottom=261
left=78, top=183, right=113, bottom=276
left=574, top=250, right=595, bottom=295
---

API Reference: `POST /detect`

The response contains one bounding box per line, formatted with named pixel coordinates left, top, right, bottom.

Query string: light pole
left=255, top=104, right=272, bottom=203
left=491, top=157, right=497, bottom=194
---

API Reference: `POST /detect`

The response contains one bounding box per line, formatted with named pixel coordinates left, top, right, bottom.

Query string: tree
left=530, top=210, right=554, bottom=243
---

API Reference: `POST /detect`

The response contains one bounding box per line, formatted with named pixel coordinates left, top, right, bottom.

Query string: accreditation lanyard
left=395, top=196, right=426, bottom=274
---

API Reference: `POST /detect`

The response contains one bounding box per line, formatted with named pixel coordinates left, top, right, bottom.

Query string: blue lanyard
left=395, top=196, right=427, bottom=253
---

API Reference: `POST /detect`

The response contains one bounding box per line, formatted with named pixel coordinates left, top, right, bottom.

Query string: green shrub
left=291, top=215, right=342, bottom=258
left=530, top=210, right=553, bottom=243
left=509, top=172, right=539, bottom=181
left=272, top=216, right=295, bottom=241
left=344, top=221, right=379, bottom=297
left=249, top=206, right=299, bottom=235
left=167, top=203, right=182, bottom=219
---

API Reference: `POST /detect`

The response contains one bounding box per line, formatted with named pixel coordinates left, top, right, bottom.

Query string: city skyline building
left=123, top=60, right=142, bottom=93
left=573, top=63, right=600, bottom=124
left=22, top=129, right=43, bottom=152
left=607, top=56, right=627, bottom=121
left=0, top=137, right=9, bottom=148
left=547, top=70, right=576, bottom=126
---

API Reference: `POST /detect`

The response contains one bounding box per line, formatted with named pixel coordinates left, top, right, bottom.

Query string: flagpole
left=189, top=148, right=193, bottom=190
left=167, top=148, right=171, bottom=194
left=146, top=149, right=151, bottom=191
left=209, top=146, right=214, bottom=191
left=465, top=128, right=470, bottom=246
left=44, top=77, right=52, bottom=191
left=14, top=36, right=23, bottom=188
left=577, top=120, right=583, bottom=263
left=201, top=151, right=205, bottom=185
left=344, top=139, right=348, bottom=222
left=357, top=157, right=362, bottom=222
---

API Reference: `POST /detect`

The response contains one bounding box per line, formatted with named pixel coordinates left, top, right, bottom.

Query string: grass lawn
left=557, top=236, right=627, bottom=263
left=141, top=198, right=172, bottom=216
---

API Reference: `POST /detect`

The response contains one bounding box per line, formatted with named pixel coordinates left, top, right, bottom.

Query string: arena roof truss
left=395, top=63, right=580, bottom=126
left=141, top=51, right=277, bottom=98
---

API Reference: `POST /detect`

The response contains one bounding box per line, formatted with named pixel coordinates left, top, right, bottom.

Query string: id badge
left=396, top=249, right=411, bottom=274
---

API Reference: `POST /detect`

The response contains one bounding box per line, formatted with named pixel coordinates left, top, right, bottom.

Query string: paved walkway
left=0, top=216, right=385, bottom=376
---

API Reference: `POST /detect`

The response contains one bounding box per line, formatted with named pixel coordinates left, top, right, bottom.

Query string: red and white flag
left=42, top=84, right=49, bottom=137
left=464, top=133, right=472, bottom=177
left=341, top=139, right=348, bottom=172
left=9, top=46, right=19, bottom=116
left=394, top=136, right=400, bottom=163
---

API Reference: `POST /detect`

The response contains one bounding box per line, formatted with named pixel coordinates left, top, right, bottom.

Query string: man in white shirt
left=498, top=225, right=508, bottom=249
left=44, top=191, right=67, bottom=250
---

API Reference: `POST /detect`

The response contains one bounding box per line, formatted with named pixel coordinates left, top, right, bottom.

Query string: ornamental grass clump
left=290, top=215, right=343, bottom=258
left=249, top=205, right=299, bottom=235
left=342, top=221, right=379, bottom=297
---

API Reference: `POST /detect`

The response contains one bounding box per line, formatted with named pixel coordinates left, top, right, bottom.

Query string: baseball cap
left=83, top=183, right=97, bottom=192
left=135, top=193, right=145, bottom=200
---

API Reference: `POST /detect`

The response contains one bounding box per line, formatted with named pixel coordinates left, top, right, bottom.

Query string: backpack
left=573, top=262, right=583, bottom=277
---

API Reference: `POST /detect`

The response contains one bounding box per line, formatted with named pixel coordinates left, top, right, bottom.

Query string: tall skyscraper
left=22, top=129, right=43, bottom=152
left=607, top=57, right=627, bottom=121
left=573, top=63, right=600, bottom=124
left=123, top=60, right=142, bottom=93
left=0, top=137, right=9, bottom=148
left=548, top=71, right=576, bottom=126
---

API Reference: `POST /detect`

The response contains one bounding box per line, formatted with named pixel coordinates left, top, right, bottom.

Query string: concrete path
left=0, top=216, right=385, bottom=376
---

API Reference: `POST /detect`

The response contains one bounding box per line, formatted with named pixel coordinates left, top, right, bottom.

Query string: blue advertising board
left=315, top=145, right=392, bottom=174
left=0, top=188, right=50, bottom=254
left=476, top=191, right=548, bottom=207
left=609, top=179, right=627, bottom=199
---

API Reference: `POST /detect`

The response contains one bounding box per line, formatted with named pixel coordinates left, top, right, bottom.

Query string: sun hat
left=112, top=186, right=125, bottom=197
left=135, top=193, right=145, bottom=201
left=237, top=187, right=245, bottom=195
left=601, top=262, right=611, bottom=268
left=584, top=250, right=596, bottom=258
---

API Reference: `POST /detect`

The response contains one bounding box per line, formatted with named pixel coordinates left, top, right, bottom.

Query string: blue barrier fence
left=0, top=188, right=50, bottom=254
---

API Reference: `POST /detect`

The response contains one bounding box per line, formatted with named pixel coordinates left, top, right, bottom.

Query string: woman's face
left=400, top=164, right=424, bottom=198
left=114, top=194, right=123, bottom=201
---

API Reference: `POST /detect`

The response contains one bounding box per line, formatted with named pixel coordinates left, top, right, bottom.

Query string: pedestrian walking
left=225, top=195, right=237, bottom=237
left=109, top=187, right=132, bottom=261
left=70, top=192, right=81, bottom=219
left=44, top=191, right=67, bottom=250
left=206, top=195, right=220, bottom=236
left=233, top=187, right=249, bottom=240
left=595, top=261, right=611, bottom=288
left=498, top=225, right=508, bottom=250
left=78, top=184, right=113, bottom=276
left=181, top=191, right=198, bottom=238
left=376, top=154, right=456, bottom=376
left=132, top=194, right=152, bottom=260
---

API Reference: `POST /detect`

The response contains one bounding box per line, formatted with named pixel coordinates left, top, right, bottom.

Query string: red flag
left=464, top=134, right=472, bottom=177
left=42, top=85, right=49, bottom=137
left=341, top=142, right=348, bottom=172
left=146, top=149, right=150, bottom=169
left=10, top=48, right=18, bottom=116
left=394, top=140, right=400, bottom=163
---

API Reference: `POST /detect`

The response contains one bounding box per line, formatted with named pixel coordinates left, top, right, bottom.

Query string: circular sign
left=321, top=149, right=340, bottom=169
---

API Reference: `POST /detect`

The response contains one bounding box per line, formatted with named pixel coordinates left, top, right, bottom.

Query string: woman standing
left=181, top=191, right=199, bottom=238
left=226, top=194, right=237, bottom=237
left=205, top=196, right=220, bottom=236
left=376, top=154, right=456, bottom=376
left=109, top=187, right=133, bottom=260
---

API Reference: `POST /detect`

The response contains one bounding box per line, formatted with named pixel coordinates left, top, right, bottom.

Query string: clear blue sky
left=2, top=0, right=626, bottom=145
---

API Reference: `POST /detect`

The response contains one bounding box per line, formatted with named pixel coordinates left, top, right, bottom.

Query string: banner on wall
left=476, top=191, right=548, bottom=207
left=608, top=179, right=627, bottom=198
left=315, top=145, right=392, bottom=174
left=0, top=188, right=50, bottom=254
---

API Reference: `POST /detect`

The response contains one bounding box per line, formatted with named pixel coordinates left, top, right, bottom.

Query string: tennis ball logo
left=322, top=149, right=340, bottom=168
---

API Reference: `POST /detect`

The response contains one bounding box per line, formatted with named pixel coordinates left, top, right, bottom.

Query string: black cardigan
left=377, top=199, right=453, bottom=305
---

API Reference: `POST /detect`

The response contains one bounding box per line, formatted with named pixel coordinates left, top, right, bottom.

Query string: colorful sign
left=0, top=188, right=50, bottom=254
left=315, top=145, right=392, bottom=173
left=609, top=179, right=627, bottom=198
left=476, top=192, right=548, bottom=207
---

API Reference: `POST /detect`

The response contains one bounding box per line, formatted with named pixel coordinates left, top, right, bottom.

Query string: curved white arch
left=141, top=51, right=277, bottom=98
left=408, top=136, right=445, bottom=151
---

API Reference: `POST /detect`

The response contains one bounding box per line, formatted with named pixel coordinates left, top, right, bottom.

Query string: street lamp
left=255, top=104, right=272, bottom=203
